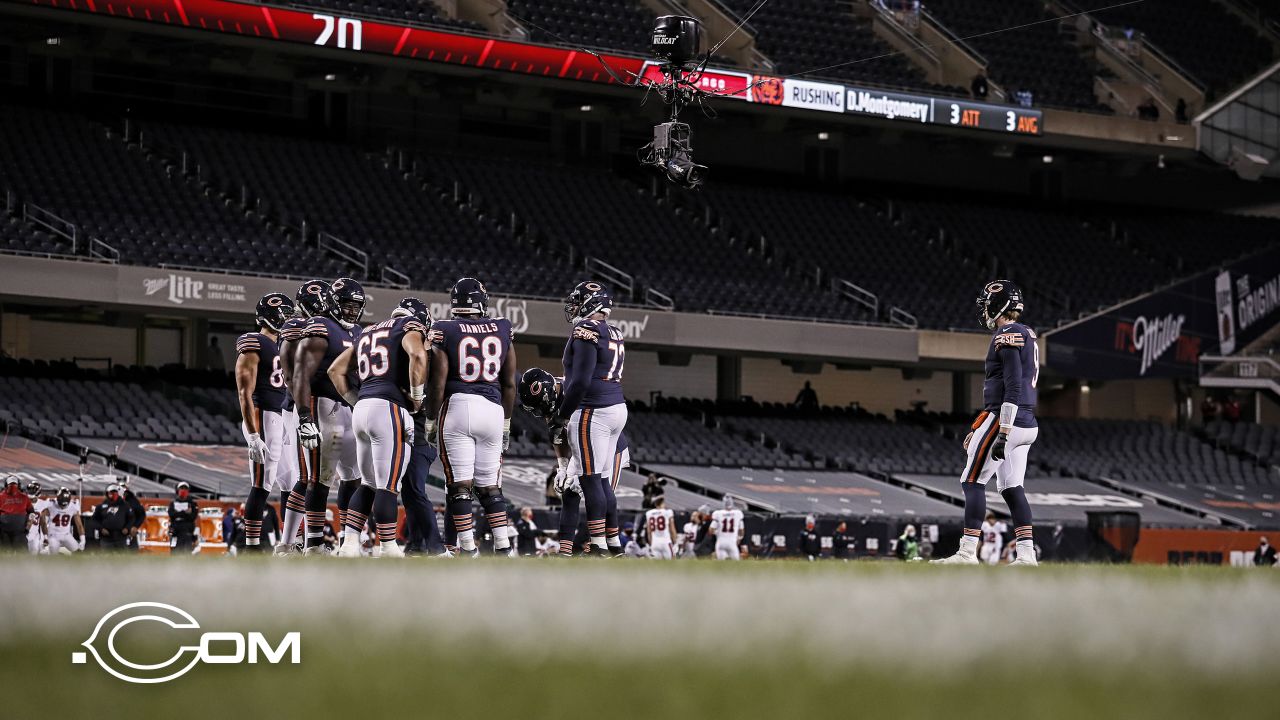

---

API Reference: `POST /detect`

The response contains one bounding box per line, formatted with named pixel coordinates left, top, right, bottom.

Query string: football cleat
left=302, top=545, right=333, bottom=557
left=296, top=279, right=337, bottom=320
left=392, top=297, right=432, bottom=327
left=331, top=277, right=367, bottom=328
left=976, top=280, right=1025, bottom=330
left=930, top=552, right=979, bottom=565
left=449, top=277, right=489, bottom=317
left=517, top=367, right=560, bottom=419
left=336, top=539, right=363, bottom=558
left=379, top=542, right=406, bottom=559
left=563, top=281, right=612, bottom=323
left=272, top=542, right=303, bottom=557
left=255, top=292, right=295, bottom=333
left=1009, top=555, right=1039, bottom=567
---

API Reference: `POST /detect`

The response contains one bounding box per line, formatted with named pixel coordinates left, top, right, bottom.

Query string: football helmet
left=55, top=487, right=72, bottom=507
left=25, top=481, right=41, bottom=499
left=296, top=279, right=337, bottom=320
left=518, top=367, right=560, bottom=419
left=563, top=281, right=612, bottom=323
left=332, top=277, right=367, bottom=328
left=450, top=277, right=489, bottom=317
left=392, top=297, right=432, bottom=327
left=976, top=280, right=1024, bottom=330
left=255, top=292, right=294, bottom=333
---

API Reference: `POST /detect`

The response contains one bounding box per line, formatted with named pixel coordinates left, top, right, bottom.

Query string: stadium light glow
left=817, top=132, right=830, bottom=141
left=580, top=105, right=593, bottom=112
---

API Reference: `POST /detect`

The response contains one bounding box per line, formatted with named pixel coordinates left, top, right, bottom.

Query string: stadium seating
left=1105, top=210, right=1280, bottom=275
left=718, top=0, right=935, bottom=90
left=894, top=198, right=1173, bottom=323
left=925, top=0, right=1110, bottom=112
left=0, top=106, right=344, bottom=276
left=692, top=182, right=986, bottom=328
left=1035, top=418, right=1276, bottom=486
left=1098, top=0, right=1275, bottom=96
left=507, top=0, right=654, bottom=55
left=140, top=122, right=583, bottom=298
left=1204, top=419, right=1280, bottom=468
left=0, top=374, right=241, bottom=444
left=418, top=150, right=877, bottom=321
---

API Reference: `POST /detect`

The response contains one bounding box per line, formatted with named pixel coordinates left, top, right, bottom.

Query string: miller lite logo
left=144, top=274, right=204, bottom=305
left=1114, top=313, right=1199, bottom=376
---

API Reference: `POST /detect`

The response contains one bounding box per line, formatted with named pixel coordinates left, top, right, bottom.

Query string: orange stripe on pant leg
left=968, top=419, right=1000, bottom=483
left=578, top=408, right=593, bottom=475
left=388, top=402, right=404, bottom=494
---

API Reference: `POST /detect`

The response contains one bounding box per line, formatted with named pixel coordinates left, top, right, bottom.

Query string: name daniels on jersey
left=457, top=321, right=500, bottom=334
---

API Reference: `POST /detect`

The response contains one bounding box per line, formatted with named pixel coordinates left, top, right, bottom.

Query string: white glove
left=554, top=468, right=580, bottom=496
left=502, top=418, right=511, bottom=453
left=549, top=419, right=567, bottom=446
left=424, top=418, right=438, bottom=448
left=298, top=417, right=321, bottom=450
left=247, top=433, right=268, bottom=463
left=77, top=537, right=85, bottom=552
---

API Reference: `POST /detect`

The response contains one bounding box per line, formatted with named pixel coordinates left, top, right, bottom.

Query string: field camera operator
left=642, top=473, right=667, bottom=510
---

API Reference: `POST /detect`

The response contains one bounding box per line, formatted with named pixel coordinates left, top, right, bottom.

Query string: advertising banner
left=1046, top=247, right=1280, bottom=379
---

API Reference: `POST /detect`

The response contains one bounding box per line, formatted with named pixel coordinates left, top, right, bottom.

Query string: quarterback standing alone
left=934, top=281, right=1039, bottom=566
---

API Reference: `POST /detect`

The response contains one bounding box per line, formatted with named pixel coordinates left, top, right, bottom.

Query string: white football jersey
left=711, top=509, right=743, bottom=540
left=645, top=508, right=676, bottom=545
left=46, top=501, right=80, bottom=536
left=981, top=520, right=1004, bottom=547
left=27, top=499, right=49, bottom=539
left=682, top=522, right=698, bottom=547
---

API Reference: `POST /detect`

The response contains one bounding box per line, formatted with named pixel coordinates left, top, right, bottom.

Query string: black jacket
left=123, top=489, right=146, bottom=529
left=168, top=497, right=199, bottom=535
left=798, top=529, right=821, bottom=558
left=831, top=531, right=852, bottom=559
left=93, top=497, right=136, bottom=538
left=1256, top=544, right=1277, bottom=566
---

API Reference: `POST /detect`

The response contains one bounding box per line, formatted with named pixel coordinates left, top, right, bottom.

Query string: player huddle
left=234, top=276, right=647, bottom=558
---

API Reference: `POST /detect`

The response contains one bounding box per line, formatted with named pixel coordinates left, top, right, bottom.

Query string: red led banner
left=26, top=0, right=646, bottom=84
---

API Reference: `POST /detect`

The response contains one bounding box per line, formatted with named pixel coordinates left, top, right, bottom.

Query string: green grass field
left=3, top=557, right=1277, bottom=719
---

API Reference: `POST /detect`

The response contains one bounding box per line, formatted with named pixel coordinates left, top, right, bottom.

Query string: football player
left=235, top=292, right=294, bottom=550
left=25, top=482, right=48, bottom=555
left=291, top=278, right=365, bottom=555
left=518, top=367, right=580, bottom=556
left=328, top=297, right=430, bottom=558
left=710, top=495, right=744, bottom=560
left=680, top=511, right=699, bottom=558
left=644, top=495, right=677, bottom=560
left=274, top=287, right=319, bottom=555
left=934, top=281, right=1039, bottom=566
left=552, top=282, right=628, bottom=556
left=45, top=487, right=84, bottom=554
left=979, top=511, right=1006, bottom=566
left=604, top=432, right=630, bottom=556
left=425, top=279, right=517, bottom=556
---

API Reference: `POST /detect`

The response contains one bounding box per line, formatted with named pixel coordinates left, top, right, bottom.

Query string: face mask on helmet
left=256, top=292, right=295, bottom=333
left=26, top=482, right=41, bottom=498
left=518, top=368, right=560, bottom=418
left=563, top=281, right=612, bottom=323
left=332, top=278, right=367, bottom=328
left=56, top=489, right=71, bottom=507
left=977, top=280, right=1024, bottom=330
left=296, top=280, right=335, bottom=319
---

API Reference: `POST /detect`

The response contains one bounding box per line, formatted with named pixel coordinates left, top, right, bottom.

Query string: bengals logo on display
left=753, top=76, right=784, bottom=106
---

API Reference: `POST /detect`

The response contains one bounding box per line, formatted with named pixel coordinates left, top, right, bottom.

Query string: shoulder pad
left=572, top=323, right=600, bottom=343
left=993, top=330, right=1026, bottom=348
left=235, top=333, right=261, bottom=355
left=303, top=320, right=329, bottom=338
left=403, top=319, right=428, bottom=336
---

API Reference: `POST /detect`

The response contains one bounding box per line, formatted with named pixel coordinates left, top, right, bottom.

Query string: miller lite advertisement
left=1046, top=246, right=1280, bottom=379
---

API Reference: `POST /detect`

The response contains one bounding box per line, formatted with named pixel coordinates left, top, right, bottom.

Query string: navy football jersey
left=430, top=317, right=513, bottom=405
left=302, top=316, right=360, bottom=404
left=277, top=316, right=310, bottom=412
left=235, top=332, right=287, bottom=411
left=356, top=316, right=428, bottom=409
left=559, top=319, right=625, bottom=412
left=982, top=321, right=1039, bottom=428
